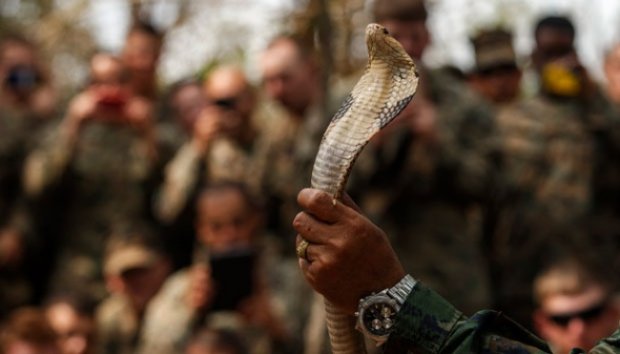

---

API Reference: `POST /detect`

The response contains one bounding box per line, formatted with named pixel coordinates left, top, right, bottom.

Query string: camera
left=96, top=91, right=128, bottom=109
left=212, top=97, right=237, bottom=110
left=4, top=65, right=41, bottom=93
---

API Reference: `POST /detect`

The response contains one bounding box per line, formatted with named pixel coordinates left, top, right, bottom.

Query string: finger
left=293, top=212, right=334, bottom=245
left=341, top=192, right=363, bottom=213
left=296, top=188, right=347, bottom=224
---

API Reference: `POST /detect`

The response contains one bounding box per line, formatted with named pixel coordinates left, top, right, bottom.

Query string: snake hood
left=311, top=23, right=419, bottom=201
left=366, top=23, right=417, bottom=68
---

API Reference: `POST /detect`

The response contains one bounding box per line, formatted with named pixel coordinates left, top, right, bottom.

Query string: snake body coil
left=310, top=24, right=419, bottom=354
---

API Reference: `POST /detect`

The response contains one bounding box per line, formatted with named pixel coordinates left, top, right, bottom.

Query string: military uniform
left=24, top=119, right=157, bottom=298
left=382, top=280, right=620, bottom=353
left=96, top=295, right=140, bottom=354
left=155, top=136, right=258, bottom=224
left=350, top=67, right=497, bottom=316
left=0, top=106, right=52, bottom=315
left=489, top=91, right=620, bottom=327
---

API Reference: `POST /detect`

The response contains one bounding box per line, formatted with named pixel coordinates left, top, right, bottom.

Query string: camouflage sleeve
left=154, top=142, right=203, bottom=223
left=22, top=123, right=74, bottom=197
left=586, top=328, right=620, bottom=354
left=137, top=270, right=195, bottom=354
left=435, top=93, right=499, bottom=202
left=384, top=282, right=552, bottom=353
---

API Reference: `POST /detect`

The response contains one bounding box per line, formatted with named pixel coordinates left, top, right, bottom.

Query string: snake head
left=365, top=23, right=414, bottom=67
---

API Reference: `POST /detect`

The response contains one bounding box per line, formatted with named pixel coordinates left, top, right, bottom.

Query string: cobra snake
left=310, top=24, right=419, bottom=353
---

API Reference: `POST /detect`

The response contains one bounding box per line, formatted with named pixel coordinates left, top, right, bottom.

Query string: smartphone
left=208, top=247, right=256, bottom=311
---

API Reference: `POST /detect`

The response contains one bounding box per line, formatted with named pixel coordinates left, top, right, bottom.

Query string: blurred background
left=2, top=0, right=620, bottom=91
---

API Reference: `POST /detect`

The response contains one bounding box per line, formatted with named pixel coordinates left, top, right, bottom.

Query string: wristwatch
left=355, top=274, right=417, bottom=346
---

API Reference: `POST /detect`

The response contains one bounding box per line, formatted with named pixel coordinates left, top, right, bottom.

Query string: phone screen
left=208, top=248, right=256, bottom=311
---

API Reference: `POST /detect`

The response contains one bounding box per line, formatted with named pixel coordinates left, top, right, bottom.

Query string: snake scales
left=310, top=24, right=419, bottom=353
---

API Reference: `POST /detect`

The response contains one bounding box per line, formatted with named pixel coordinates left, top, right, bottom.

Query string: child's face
left=197, top=188, right=257, bottom=253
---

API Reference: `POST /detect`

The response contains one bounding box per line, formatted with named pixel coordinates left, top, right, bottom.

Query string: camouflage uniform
left=0, top=106, right=52, bottom=315
left=350, top=67, right=497, bottom=316
left=155, top=136, right=258, bottom=223
left=154, top=106, right=274, bottom=269
left=382, top=280, right=620, bottom=353
left=489, top=92, right=620, bottom=327
left=96, top=295, right=141, bottom=354
left=23, top=119, right=157, bottom=298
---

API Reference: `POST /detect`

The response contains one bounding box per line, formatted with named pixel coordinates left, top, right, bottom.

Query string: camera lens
left=212, top=97, right=237, bottom=109
left=5, top=65, right=41, bottom=91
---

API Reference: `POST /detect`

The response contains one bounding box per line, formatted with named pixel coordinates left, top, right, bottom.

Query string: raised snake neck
left=310, top=23, right=419, bottom=354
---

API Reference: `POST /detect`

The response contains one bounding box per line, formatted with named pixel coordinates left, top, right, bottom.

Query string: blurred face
left=470, top=65, right=522, bottom=104
left=604, top=45, right=620, bottom=103
left=260, top=39, right=316, bottom=115
left=108, top=259, right=170, bottom=313
left=186, top=344, right=238, bottom=354
left=45, top=303, right=95, bottom=354
left=533, top=28, right=574, bottom=71
left=0, top=41, right=41, bottom=102
left=89, top=54, right=130, bottom=112
left=379, top=19, right=429, bottom=61
left=171, top=83, right=207, bottom=132
left=121, top=30, right=160, bottom=97
left=121, top=31, right=160, bottom=76
left=204, top=67, right=255, bottom=121
left=4, top=341, right=60, bottom=354
left=534, top=286, right=620, bottom=353
left=196, top=188, right=257, bottom=253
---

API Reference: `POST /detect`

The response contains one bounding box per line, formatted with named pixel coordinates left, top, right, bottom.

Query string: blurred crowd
left=2, top=0, right=620, bottom=353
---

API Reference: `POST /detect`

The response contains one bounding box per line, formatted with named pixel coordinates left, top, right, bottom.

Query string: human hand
left=65, top=91, right=99, bottom=128
left=123, top=96, right=154, bottom=131
left=186, top=263, right=216, bottom=310
left=238, top=291, right=286, bottom=338
left=293, top=188, right=405, bottom=314
left=0, top=228, right=24, bottom=269
left=191, top=107, right=223, bottom=151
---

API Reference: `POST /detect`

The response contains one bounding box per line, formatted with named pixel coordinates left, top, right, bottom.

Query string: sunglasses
left=546, top=301, right=608, bottom=327
left=211, top=97, right=238, bottom=109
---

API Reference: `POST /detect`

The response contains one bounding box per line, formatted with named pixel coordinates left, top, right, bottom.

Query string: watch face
left=360, top=297, right=397, bottom=337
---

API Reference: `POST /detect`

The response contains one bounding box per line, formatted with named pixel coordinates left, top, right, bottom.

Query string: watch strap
left=387, top=274, right=417, bottom=311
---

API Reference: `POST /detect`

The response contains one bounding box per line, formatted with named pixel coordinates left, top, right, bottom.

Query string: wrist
left=355, top=274, right=417, bottom=346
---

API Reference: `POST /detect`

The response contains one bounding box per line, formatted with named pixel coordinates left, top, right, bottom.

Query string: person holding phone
left=140, top=181, right=290, bottom=354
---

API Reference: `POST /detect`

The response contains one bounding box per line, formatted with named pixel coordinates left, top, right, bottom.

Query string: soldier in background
left=155, top=66, right=267, bottom=268
left=532, top=257, right=620, bottom=354
left=349, top=0, right=497, bottom=315
left=44, top=293, right=98, bottom=354
left=140, top=182, right=289, bottom=354
left=184, top=328, right=249, bottom=354
left=490, top=15, right=620, bottom=328
left=255, top=35, right=338, bottom=245
left=604, top=42, right=620, bottom=107
left=121, top=21, right=163, bottom=103
left=0, top=308, right=61, bottom=354
left=23, top=53, right=159, bottom=299
left=96, top=231, right=171, bottom=354
left=0, top=32, right=58, bottom=316
left=468, top=28, right=522, bottom=106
